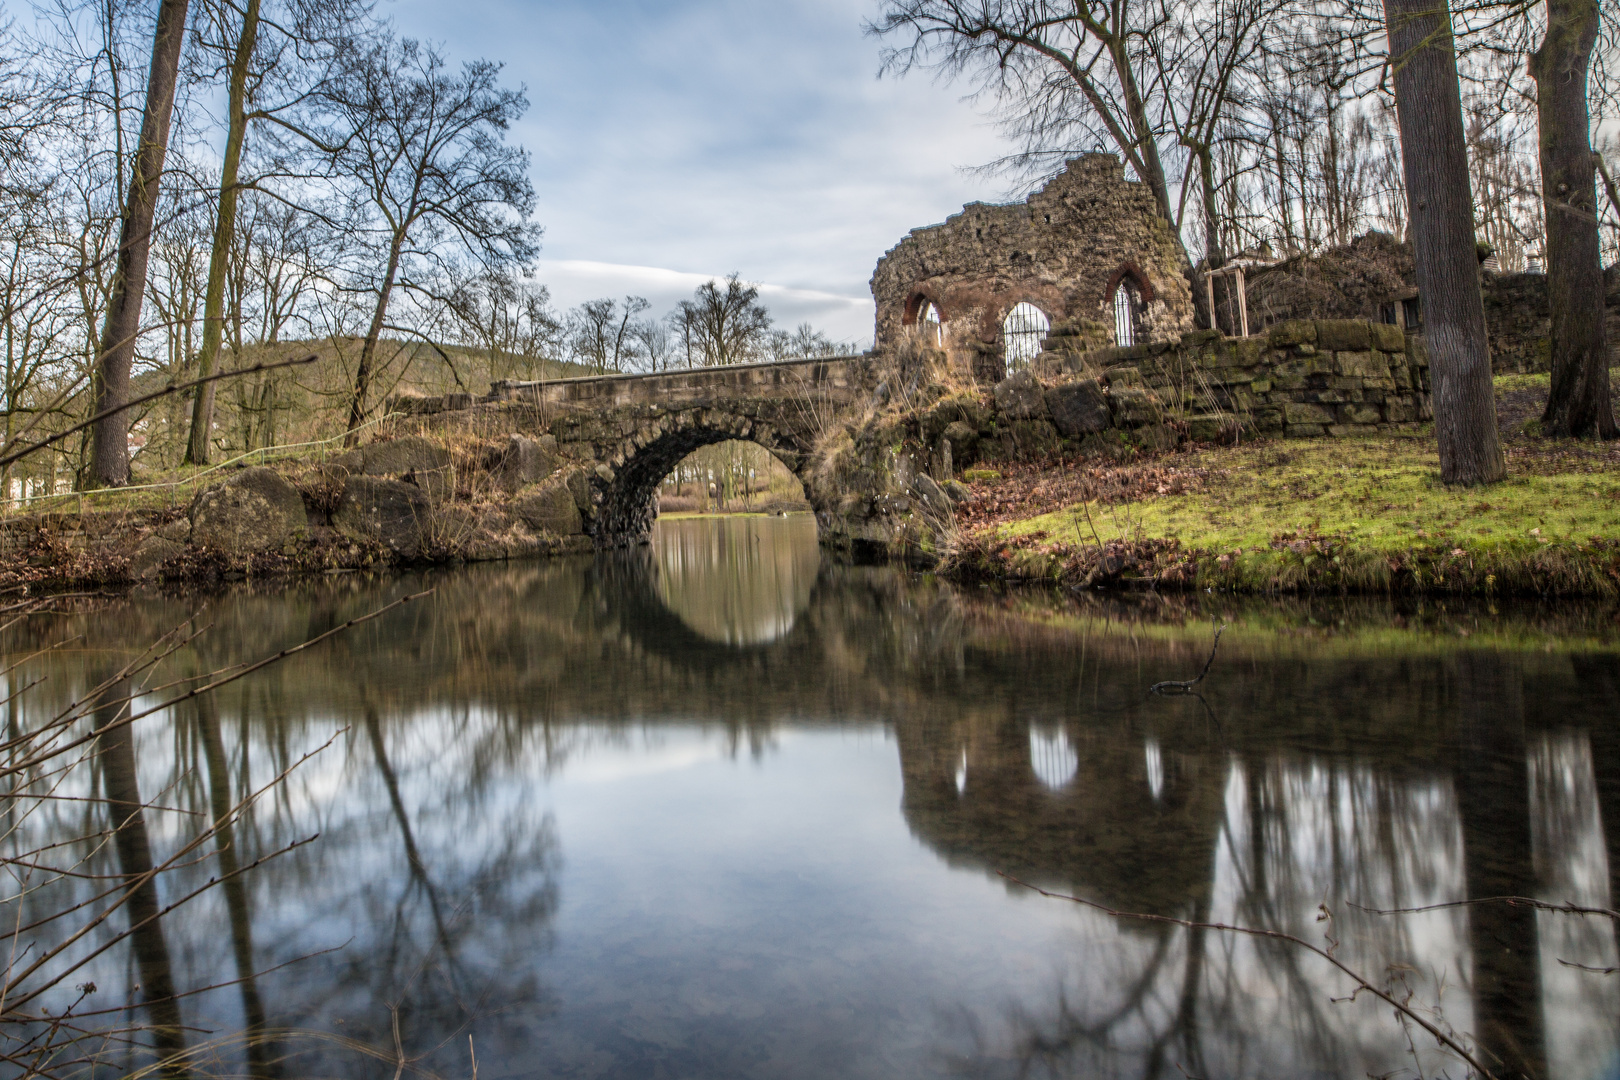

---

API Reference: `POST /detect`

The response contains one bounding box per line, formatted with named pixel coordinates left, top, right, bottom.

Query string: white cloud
left=383, top=0, right=1028, bottom=346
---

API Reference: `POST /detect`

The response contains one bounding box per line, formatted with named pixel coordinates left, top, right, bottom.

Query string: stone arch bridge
left=402, top=354, right=884, bottom=548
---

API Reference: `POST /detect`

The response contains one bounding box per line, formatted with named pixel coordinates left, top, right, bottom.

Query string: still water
left=5, top=514, right=1620, bottom=1079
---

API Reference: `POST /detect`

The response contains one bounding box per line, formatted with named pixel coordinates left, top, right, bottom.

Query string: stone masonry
left=1037, top=318, right=1431, bottom=439
left=870, top=153, right=1193, bottom=383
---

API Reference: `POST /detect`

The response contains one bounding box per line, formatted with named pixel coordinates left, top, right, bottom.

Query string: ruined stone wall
left=1040, top=319, right=1433, bottom=439
left=869, top=154, right=1193, bottom=382
left=1481, top=266, right=1620, bottom=374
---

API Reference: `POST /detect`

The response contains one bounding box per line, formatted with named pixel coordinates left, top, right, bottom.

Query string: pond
left=3, top=514, right=1619, bottom=1079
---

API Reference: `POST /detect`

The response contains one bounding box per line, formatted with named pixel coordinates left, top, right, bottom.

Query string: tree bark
left=89, top=0, right=191, bottom=487
left=1383, top=0, right=1506, bottom=484
left=1532, top=0, right=1617, bottom=439
left=344, top=230, right=405, bottom=443
left=186, top=0, right=261, bottom=466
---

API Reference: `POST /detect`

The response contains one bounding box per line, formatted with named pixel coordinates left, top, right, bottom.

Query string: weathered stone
left=993, top=370, right=1047, bottom=419
left=1370, top=322, right=1406, bottom=352
left=1334, top=351, right=1389, bottom=379
left=333, top=476, right=431, bottom=558
left=911, top=474, right=953, bottom=518
left=1044, top=378, right=1112, bottom=437
left=1105, top=366, right=1143, bottom=387
left=1344, top=404, right=1383, bottom=425
left=513, top=478, right=584, bottom=536
left=1267, top=320, right=1317, bottom=348
left=941, top=479, right=972, bottom=504
left=942, top=419, right=979, bottom=454
left=870, top=154, right=1195, bottom=382
left=1316, top=320, right=1370, bottom=352
left=1284, top=402, right=1335, bottom=425
left=361, top=434, right=451, bottom=477
left=129, top=534, right=185, bottom=580
left=1108, top=388, right=1162, bottom=428
left=190, top=467, right=308, bottom=554
left=491, top=433, right=559, bottom=493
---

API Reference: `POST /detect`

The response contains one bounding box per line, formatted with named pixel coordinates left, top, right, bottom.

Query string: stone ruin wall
left=869, top=154, right=1194, bottom=384
left=1034, top=318, right=1433, bottom=440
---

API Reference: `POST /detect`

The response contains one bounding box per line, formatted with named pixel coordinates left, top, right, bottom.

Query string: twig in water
left=1149, top=624, right=1226, bottom=695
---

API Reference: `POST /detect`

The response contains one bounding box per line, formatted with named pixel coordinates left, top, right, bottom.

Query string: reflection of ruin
left=5, top=541, right=1620, bottom=1078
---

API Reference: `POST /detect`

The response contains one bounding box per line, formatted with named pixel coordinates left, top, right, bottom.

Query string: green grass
left=1004, top=438, right=1620, bottom=554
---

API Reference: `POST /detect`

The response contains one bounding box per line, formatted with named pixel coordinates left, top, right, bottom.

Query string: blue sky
left=383, top=0, right=1019, bottom=346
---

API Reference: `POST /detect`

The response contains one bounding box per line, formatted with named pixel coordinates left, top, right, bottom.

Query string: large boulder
left=333, top=476, right=431, bottom=558
left=993, top=370, right=1048, bottom=419
left=491, top=434, right=558, bottom=493
left=189, top=467, right=308, bottom=554
left=1045, top=378, right=1112, bottom=437
left=512, top=478, right=584, bottom=536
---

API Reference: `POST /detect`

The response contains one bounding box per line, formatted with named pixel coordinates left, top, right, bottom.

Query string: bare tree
left=677, top=275, right=772, bottom=366
left=318, top=36, right=536, bottom=441
left=1384, top=0, right=1505, bottom=484
left=1532, top=0, right=1617, bottom=438
left=89, top=0, right=191, bottom=487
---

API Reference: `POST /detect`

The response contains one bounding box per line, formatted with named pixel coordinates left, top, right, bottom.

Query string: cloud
left=383, top=0, right=1028, bottom=344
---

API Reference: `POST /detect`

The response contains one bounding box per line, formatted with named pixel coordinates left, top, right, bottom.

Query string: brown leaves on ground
left=955, top=452, right=1221, bottom=533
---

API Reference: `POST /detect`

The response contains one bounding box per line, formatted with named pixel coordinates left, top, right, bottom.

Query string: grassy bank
left=945, top=374, right=1620, bottom=597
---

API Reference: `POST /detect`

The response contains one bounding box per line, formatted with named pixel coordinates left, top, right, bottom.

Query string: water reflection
left=1, top=520, right=1618, bottom=1078
left=652, top=514, right=819, bottom=646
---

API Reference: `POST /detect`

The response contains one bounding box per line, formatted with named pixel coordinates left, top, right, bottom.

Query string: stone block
left=1384, top=397, right=1415, bottom=423
left=943, top=419, right=979, bottom=453
left=1044, top=379, right=1112, bottom=436
left=1334, top=351, right=1389, bottom=379
left=1181, top=329, right=1222, bottom=347
left=513, top=478, right=584, bottom=536
left=1407, top=334, right=1430, bottom=368
left=1267, top=320, right=1317, bottom=348
left=333, top=476, right=430, bottom=558
left=1371, top=322, right=1406, bottom=352
left=1303, top=354, right=1335, bottom=377
left=190, top=467, right=309, bottom=555
left=1316, top=320, right=1371, bottom=352
left=564, top=467, right=594, bottom=513
left=360, top=434, right=451, bottom=477
left=1105, top=366, right=1143, bottom=387
left=1284, top=402, right=1335, bottom=426
left=992, top=370, right=1047, bottom=419
left=1286, top=423, right=1326, bottom=438
left=1327, top=424, right=1379, bottom=437
left=1250, top=377, right=1272, bottom=394
left=1108, top=388, right=1163, bottom=428
left=1344, top=404, right=1382, bottom=425
left=492, top=433, right=559, bottom=493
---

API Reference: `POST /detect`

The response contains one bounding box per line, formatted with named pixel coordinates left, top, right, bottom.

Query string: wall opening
left=1002, top=302, right=1049, bottom=372
left=658, top=440, right=808, bottom=517
left=918, top=301, right=943, bottom=347
left=1113, top=280, right=1141, bottom=346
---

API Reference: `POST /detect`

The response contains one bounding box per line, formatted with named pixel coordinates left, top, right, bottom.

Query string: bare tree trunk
left=187, top=0, right=261, bottom=466
left=89, top=0, right=191, bottom=487
left=345, top=232, right=405, bottom=443
left=1532, top=0, right=1616, bottom=439
left=1383, top=0, right=1506, bottom=485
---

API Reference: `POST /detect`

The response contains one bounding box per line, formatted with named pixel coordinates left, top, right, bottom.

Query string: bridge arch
left=587, top=406, right=823, bottom=547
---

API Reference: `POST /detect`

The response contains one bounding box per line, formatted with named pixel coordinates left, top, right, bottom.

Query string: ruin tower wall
left=870, top=153, right=1193, bottom=380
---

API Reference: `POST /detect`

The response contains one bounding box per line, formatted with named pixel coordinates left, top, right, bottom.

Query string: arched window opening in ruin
left=1002, top=302, right=1049, bottom=371
left=919, top=301, right=942, bottom=346
left=1113, top=280, right=1141, bottom=346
